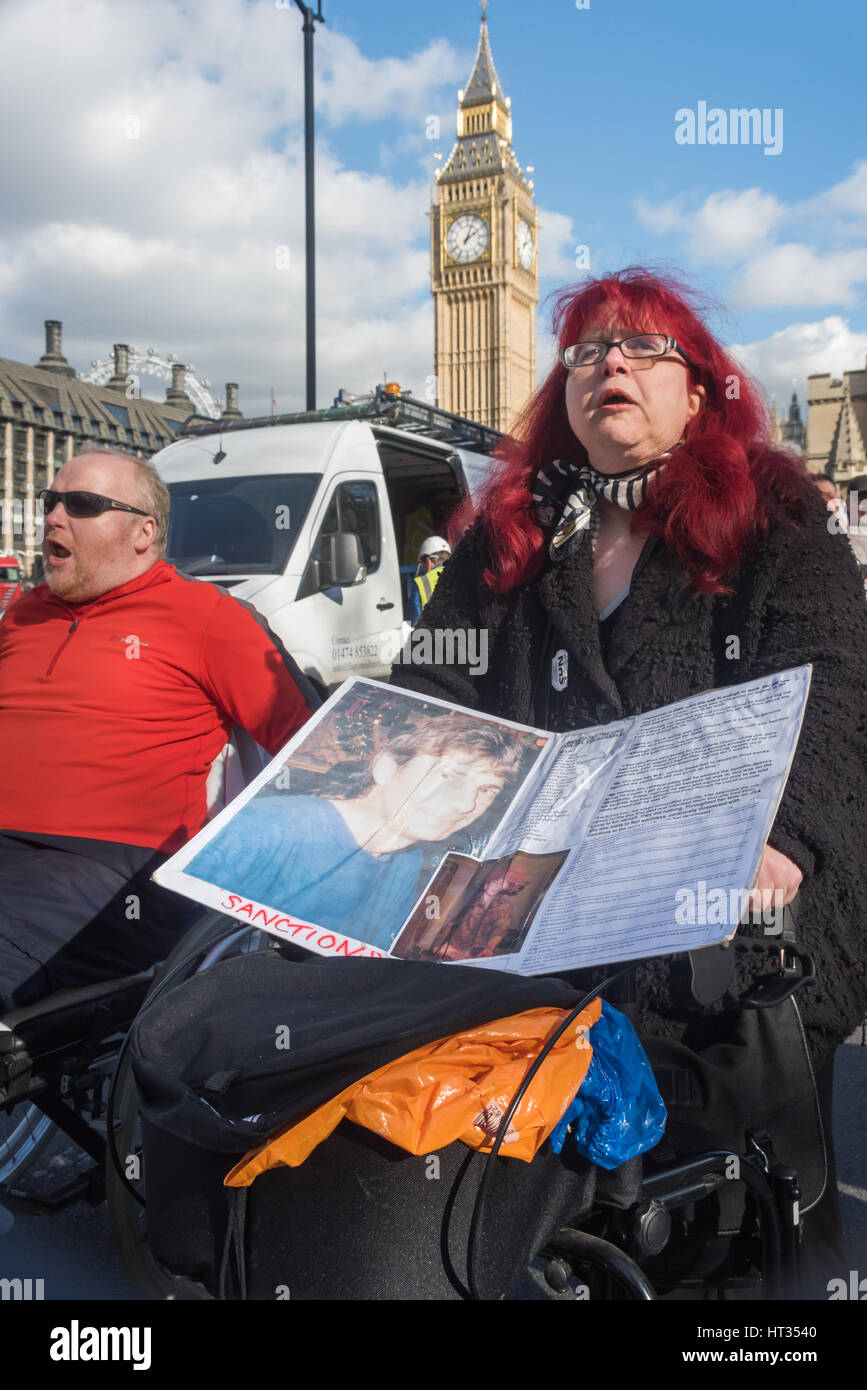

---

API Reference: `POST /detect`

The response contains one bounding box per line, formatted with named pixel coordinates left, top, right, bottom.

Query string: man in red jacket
left=0, top=449, right=319, bottom=1008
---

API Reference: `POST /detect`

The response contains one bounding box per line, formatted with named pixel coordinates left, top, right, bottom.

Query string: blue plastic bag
left=550, top=1000, right=667, bottom=1169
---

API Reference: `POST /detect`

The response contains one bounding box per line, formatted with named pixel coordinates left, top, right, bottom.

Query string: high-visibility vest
left=413, top=563, right=444, bottom=610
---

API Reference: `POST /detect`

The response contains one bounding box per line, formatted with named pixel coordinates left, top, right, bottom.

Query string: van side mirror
left=320, top=532, right=366, bottom=588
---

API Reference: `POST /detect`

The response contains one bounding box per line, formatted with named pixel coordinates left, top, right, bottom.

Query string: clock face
left=446, top=213, right=489, bottom=264
left=517, top=219, right=534, bottom=270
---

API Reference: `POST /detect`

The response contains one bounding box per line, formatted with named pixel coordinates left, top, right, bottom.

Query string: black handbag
left=129, top=951, right=641, bottom=1299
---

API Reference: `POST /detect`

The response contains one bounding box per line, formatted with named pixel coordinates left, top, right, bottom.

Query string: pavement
left=831, top=1028, right=867, bottom=1271
left=1, top=1028, right=865, bottom=1302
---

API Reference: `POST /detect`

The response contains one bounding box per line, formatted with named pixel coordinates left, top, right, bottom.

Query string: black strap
left=674, top=943, right=737, bottom=1010
left=654, top=1067, right=704, bottom=1109
left=217, top=1188, right=249, bottom=1301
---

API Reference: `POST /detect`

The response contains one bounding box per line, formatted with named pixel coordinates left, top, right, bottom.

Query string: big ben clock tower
left=431, top=4, right=538, bottom=432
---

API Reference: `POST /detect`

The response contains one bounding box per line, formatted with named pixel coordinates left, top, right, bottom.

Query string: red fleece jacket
left=0, top=562, right=317, bottom=852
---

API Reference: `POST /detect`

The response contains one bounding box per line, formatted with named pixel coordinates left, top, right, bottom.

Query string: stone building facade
left=806, top=359, right=867, bottom=486
left=0, top=320, right=241, bottom=572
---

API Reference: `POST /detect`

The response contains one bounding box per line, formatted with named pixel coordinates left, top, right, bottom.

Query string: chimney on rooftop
left=108, top=343, right=131, bottom=391
left=37, top=319, right=76, bottom=378
left=222, top=382, right=242, bottom=419
left=166, top=363, right=190, bottom=405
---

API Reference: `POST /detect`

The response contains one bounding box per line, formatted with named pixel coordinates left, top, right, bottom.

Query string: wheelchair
left=0, top=906, right=817, bottom=1301
left=0, top=728, right=273, bottom=1205
left=0, top=970, right=154, bottom=1203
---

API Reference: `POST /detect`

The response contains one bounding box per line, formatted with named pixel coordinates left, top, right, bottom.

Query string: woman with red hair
left=392, top=267, right=867, bottom=1297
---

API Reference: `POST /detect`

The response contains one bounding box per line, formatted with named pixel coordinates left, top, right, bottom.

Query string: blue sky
left=328, top=0, right=867, bottom=403
left=0, top=0, right=864, bottom=420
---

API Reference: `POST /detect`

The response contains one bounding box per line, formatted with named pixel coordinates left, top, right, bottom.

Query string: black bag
left=637, top=993, right=845, bottom=1299
left=644, top=997, right=828, bottom=1211
left=130, top=952, right=641, bottom=1300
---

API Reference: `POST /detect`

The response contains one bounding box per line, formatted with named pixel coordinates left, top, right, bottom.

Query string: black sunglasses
left=40, top=489, right=152, bottom=520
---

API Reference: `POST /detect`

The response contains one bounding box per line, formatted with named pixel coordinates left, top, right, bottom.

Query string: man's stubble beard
left=43, top=549, right=110, bottom=604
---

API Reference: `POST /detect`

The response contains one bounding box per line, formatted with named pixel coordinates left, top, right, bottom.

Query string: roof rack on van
left=178, top=385, right=503, bottom=457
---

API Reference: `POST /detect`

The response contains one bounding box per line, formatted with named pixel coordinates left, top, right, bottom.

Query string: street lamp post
left=293, top=0, right=325, bottom=412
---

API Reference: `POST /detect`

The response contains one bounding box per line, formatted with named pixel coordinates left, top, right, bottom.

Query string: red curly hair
left=467, top=267, right=806, bottom=595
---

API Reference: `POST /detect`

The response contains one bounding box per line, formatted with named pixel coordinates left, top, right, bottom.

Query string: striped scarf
left=531, top=456, right=666, bottom=557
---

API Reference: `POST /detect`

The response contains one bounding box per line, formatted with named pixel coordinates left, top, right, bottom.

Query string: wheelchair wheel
left=106, top=923, right=613, bottom=1302
left=106, top=914, right=280, bottom=1299
left=0, top=1102, right=56, bottom=1188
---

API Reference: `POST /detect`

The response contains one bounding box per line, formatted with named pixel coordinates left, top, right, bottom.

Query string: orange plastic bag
left=225, top=998, right=601, bottom=1186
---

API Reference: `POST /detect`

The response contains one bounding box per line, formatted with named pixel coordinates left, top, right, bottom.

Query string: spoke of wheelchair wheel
left=0, top=1105, right=56, bottom=1184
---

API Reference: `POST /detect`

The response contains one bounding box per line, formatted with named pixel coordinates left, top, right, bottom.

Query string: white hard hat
left=418, top=535, right=451, bottom=560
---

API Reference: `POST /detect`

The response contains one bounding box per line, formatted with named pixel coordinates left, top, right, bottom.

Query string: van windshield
left=167, top=474, right=319, bottom=576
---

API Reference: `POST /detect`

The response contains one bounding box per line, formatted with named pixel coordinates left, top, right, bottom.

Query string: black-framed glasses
left=39, top=489, right=152, bottom=520
left=560, top=334, right=693, bottom=370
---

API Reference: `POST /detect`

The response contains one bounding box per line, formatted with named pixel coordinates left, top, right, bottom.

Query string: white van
left=151, top=391, right=498, bottom=694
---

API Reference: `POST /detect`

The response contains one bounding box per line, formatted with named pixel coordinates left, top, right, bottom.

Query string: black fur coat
left=391, top=477, right=867, bottom=1071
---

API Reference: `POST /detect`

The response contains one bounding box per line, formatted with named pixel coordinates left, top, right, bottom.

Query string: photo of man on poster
left=187, top=698, right=540, bottom=951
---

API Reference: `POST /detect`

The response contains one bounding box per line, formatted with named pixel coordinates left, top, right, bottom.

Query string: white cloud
left=730, top=245, right=867, bottom=309
left=377, top=106, right=456, bottom=173
left=317, top=32, right=465, bottom=127
left=30, top=225, right=174, bottom=279
left=805, top=159, right=867, bottom=223
left=634, top=196, right=687, bottom=236
left=634, top=164, right=867, bottom=312
left=0, top=0, right=470, bottom=417
left=636, top=188, right=784, bottom=264
left=537, top=208, right=579, bottom=282
left=729, top=316, right=867, bottom=412
left=686, top=189, right=784, bottom=264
